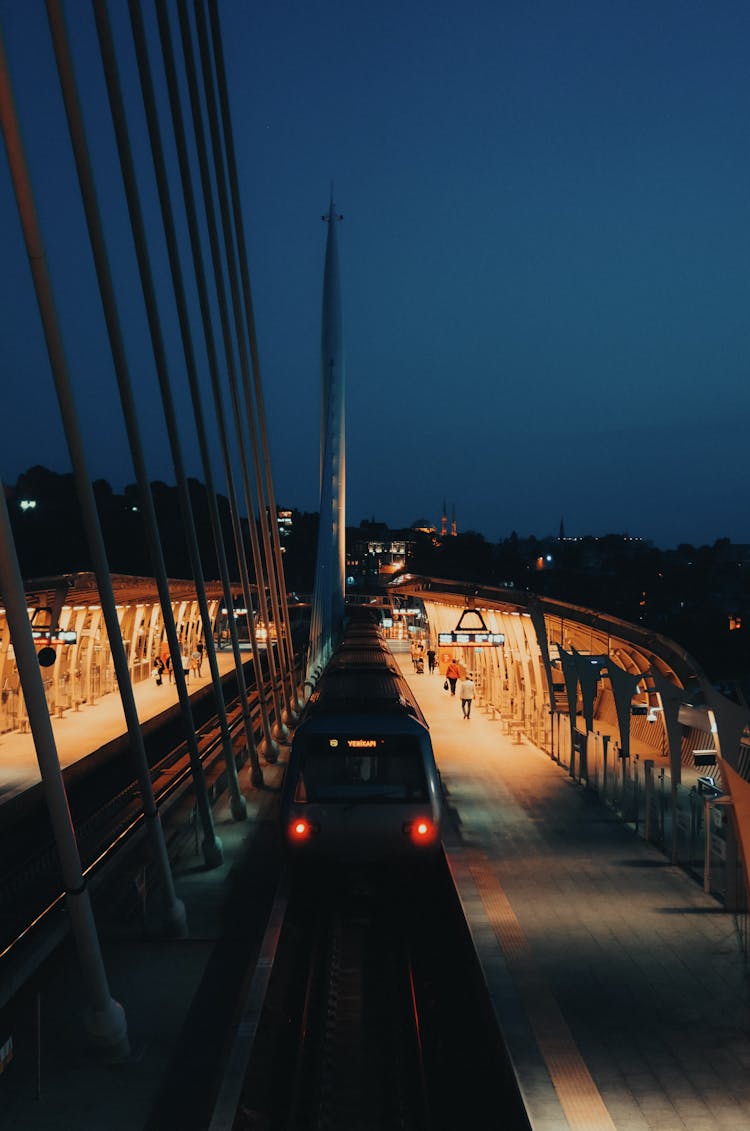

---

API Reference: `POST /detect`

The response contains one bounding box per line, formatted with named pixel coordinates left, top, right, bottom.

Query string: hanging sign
left=31, top=630, right=77, bottom=644
left=438, top=607, right=504, bottom=647
left=438, top=630, right=505, bottom=646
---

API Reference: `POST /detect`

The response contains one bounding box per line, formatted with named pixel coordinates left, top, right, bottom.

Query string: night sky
left=0, top=1, right=749, bottom=550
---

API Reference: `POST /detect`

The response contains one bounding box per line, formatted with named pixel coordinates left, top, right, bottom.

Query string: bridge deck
left=2, top=651, right=749, bottom=1129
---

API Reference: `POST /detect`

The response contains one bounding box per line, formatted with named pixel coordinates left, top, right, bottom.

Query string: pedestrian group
left=411, top=635, right=477, bottom=722
left=151, top=639, right=205, bottom=688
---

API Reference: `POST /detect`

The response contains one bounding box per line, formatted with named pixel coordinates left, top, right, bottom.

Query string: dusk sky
left=1, top=1, right=749, bottom=550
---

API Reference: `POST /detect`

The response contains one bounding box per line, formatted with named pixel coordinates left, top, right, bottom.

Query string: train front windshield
left=294, top=735, right=428, bottom=802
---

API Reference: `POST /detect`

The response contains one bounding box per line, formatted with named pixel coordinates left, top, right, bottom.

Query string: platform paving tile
left=671, top=1096, right=719, bottom=1122
left=631, top=1094, right=684, bottom=1118
left=631, top=1120, right=684, bottom=1131
left=595, top=1096, right=651, bottom=1130
left=680, top=1121, right=734, bottom=1131
left=698, top=1098, right=750, bottom=1127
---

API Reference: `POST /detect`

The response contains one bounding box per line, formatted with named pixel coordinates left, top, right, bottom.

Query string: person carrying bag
left=445, top=658, right=461, bottom=696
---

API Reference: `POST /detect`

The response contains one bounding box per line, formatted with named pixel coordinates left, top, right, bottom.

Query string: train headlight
left=403, top=818, right=438, bottom=846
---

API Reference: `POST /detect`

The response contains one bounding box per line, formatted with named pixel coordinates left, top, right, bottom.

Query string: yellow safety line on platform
left=469, top=853, right=616, bottom=1131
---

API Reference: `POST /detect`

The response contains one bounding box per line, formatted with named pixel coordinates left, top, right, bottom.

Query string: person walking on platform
left=427, top=647, right=436, bottom=674
left=151, top=657, right=164, bottom=687
left=445, top=658, right=461, bottom=696
left=459, top=672, right=476, bottom=718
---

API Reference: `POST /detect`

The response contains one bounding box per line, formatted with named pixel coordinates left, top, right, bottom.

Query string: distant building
left=346, top=519, right=416, bottom=585
left=276, top=507, right=293, bottom=541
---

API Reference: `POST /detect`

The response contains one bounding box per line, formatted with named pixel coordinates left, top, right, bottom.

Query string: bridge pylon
left=306, top=193, right=345, bottom=692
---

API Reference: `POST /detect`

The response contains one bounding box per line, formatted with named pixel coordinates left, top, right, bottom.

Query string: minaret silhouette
left=441, top=499, right=447, bottom=538
left=451, top=504, right=457, bottom=537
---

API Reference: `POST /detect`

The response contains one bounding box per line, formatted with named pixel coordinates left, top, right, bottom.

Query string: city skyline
left=1, top=3, right=748, bottom=551
left=10, top=463, right=746, bottom=554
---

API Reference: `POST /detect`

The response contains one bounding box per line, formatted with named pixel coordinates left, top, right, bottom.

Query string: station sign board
left=439, top=605, right=504, bottom=647
left=438, top=631, right=505, bottom=647
left=32, top=630, right=77, bottom=644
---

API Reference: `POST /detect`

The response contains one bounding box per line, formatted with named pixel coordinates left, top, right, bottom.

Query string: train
left=280, top=608, right=444, bottom=861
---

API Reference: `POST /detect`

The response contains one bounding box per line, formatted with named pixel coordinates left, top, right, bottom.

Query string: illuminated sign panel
left=328, top=737, right=379, bottom=748
left=438, top=631, right=504, bottom=647
left=438, top=606, right=504, bottom=647
left=31, top=629, right=77, bottom=644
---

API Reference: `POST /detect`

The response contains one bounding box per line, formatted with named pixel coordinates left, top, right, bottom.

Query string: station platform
left=3, top=650, right=750, bottom=1129
left=403, top=658, right=750, bottom=1130
left=0, top=647, right=246, bottom=806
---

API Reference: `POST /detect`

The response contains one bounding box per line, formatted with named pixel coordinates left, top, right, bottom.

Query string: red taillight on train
left=404, top=818, right=438, bottom=846
left=290, top=818, right=312, bottom=841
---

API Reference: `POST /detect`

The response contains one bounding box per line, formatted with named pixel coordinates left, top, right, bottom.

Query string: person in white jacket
left=459, top=673, right=476, bottom=719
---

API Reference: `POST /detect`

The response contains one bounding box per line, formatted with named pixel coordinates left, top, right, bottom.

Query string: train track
left=220, top=854, right=530, bottom=1131
left=279, top=870, right=430, bottom=1130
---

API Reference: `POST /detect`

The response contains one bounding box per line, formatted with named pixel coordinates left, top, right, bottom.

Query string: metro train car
left=281, top=611, right=444, bottom=861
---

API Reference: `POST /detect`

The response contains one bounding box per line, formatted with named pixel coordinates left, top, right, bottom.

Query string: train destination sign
left=438, top=631, right=505, bottom=647
left=328, top=738, right=379, bottom=749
